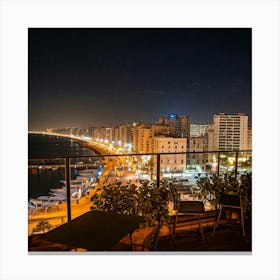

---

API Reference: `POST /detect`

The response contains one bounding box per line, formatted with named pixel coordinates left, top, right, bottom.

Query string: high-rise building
left=175, top=115, right=190, bottom=139
left=213, top=113, right=249, bottom=151
left=116, top=124, right=133, bottom=147
left=93, top=127, right=113, bottom=143
left=157, top=114, right=190, bottom=138
left=93, top=127, right=107, bottom=140
left=105, top=128, right=113, bottom=143
left=87, top=126, right=96, bottom=137
left=247, top=126, right=252, bottom=150
left=113, top=127, right=119, bottom=144
left=157, top=114, right=190, bottom=150
left=137, top=125, right=153, bottom=154
left=206, top=123, right=215, bottom=151
left=152, top=124, right=173, bottom=137
left=131, top=124, right=139, bottom=152
left=156, top=116, right=170, bottom=126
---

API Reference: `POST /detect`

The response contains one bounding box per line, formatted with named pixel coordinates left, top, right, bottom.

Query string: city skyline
left=28, top=28, right=252, bottom=129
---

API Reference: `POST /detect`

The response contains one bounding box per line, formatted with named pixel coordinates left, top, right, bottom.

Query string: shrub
left=90, top=181, right=171, bottom=227
left=196, top=173, right=252, bottom=216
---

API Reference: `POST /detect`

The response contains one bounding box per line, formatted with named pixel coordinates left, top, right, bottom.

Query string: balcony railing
left=28, top=150, right=251, bottom=234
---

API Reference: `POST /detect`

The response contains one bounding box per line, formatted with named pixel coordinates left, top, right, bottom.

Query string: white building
left=213, top=113, right=249, bottom=151
left=190, top=124, right=208, bottom=137
left=154, top=136, right=187, bottom=172
left=247, top=126, right=252, bottom=150
left=189, top=136, right=207, bottom=170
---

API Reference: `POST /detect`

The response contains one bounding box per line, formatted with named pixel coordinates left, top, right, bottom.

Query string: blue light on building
left=168, top=113, right=177, bottom=119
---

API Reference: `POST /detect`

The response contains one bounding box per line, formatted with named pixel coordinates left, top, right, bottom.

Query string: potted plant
left=196, top=173, right=252, bottom=218
left=90, top=180, right=172, bottom=227
left=90, top=180, right=172, bottom=250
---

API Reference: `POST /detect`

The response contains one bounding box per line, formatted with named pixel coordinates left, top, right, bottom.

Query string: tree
left=147, top=158, right=154, bottom=180
left=196, top=172, right=252, bottom=216
left=33, top=219, right=52, bottom=233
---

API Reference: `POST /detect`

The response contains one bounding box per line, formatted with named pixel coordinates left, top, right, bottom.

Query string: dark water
left=28, top=133, right=97, bottom=157
left=28, top=133, right=100, bottom=199
left=28, top=168, right=66, bottom=199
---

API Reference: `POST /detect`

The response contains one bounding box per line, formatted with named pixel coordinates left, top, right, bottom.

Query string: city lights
left=27, top=28, right=252, bottom=255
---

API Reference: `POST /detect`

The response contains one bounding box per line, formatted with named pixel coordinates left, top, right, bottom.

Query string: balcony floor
left=157, top=225, right=251, bottom=252
left=29, top=215, right=252, bottom=252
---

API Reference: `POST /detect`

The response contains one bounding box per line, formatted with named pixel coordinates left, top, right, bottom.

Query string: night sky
left=28, top=28, right=251, bottom=129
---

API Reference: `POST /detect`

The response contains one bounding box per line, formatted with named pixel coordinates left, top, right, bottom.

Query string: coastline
left=28, top=140, right=113, bottom=235
left=28, top=132, right=98, bottom=157
left=85, top=142, right=109, bottom=156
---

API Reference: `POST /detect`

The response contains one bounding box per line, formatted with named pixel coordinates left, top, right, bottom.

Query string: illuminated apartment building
left=137, top=126, right=153, bottom=154
left=190, top=124, right=208, bottom=137
left=189, top=136, right=207, bottom=170
left=157, top=114, right=190, bottom=137
left=154, top=136, right=187, bottom=172
left=93, top=127, right=107, bottom=140
left=213, top=113, right=249, bottom=151
left=247, top=126, right=252, bottom=150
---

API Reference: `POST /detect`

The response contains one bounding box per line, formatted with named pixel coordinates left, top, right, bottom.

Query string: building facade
left=213, top=113, right=249, bottom=151
left=157, top=114, right=190, bottom=138
left=206, top=124, right=215, bottom=151
left=93, top=127, right=107, bottom=140
left=189, top=136, right=207, bottom=170
left=154, top=136, right=187, bottom=172
left=137, top=126, right=153, bottom=154
left=247, top=126, right=252, bottom=150
left=190, top=124, right=208, bottom=137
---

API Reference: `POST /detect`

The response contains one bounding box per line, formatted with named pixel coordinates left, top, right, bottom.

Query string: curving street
left=28, top=139, right=140, bottom=235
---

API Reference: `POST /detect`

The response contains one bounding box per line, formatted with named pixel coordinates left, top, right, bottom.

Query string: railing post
left=217, top=151, right=220, bottom=176
left=65, top=157, right=71, bottom=222
left=156, top=154, right=160, bottom=188
left=235, top=150, right=238, bottom=179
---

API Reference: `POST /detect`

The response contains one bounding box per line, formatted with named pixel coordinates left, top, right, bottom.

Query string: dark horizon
left=28, top=28, right=252, bottom=130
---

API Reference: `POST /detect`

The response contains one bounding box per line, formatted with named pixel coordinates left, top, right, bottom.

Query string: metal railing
left=28, top=150, right=252, bottom=223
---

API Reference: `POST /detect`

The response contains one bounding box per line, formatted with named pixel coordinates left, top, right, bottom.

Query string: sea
left=28, top=133, right=100, bottom=199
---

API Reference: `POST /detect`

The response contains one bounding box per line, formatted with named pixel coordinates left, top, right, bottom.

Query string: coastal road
left=28, top=142, right=140, bottom=234
left=28, top=187, right=98, bottom=234
left=28, top=151, right=120, bottom=234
